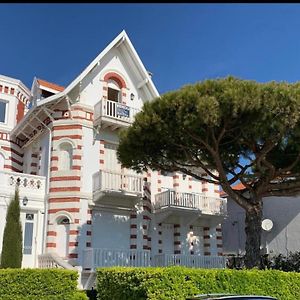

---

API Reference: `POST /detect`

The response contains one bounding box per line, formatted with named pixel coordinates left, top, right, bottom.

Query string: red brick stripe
left=47, top=231, right=57, bottom=236
left=49, top=197, right=80, bottom=203
left=52, top=135, right=82, bottom=141
left=50, top=176, right=81, bottom=182
left=49, top=187, right=80, bottom=192
left=48, top=208, right=80, bottom=214
left=53, top=125, right=82, bottom=130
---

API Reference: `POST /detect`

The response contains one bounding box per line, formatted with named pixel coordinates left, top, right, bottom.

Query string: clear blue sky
left=2, top=3, right=300, bottom=94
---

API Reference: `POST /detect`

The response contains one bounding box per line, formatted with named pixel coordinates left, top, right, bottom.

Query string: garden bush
left=97, top=266, right=300, bottom=300
left=0, top=268, right=88, bottom=299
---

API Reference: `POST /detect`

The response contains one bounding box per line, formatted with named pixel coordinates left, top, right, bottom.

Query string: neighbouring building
left=0, top=30, right=227, bottom=288
left=221, top=183, right=300, bottom=257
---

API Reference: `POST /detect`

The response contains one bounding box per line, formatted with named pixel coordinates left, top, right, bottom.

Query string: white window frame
left=0, top=99, right=8, bottom=124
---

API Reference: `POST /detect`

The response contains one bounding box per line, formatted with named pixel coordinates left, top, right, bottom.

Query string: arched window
left=0, top=153, right=4, bottom=170
left=57, top=216, right=70, bottom=225
left=59, top=142, right=73, bottom=171
left=107, top=79, right=121, bottom=102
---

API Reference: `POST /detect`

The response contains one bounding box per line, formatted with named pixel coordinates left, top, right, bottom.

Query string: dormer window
left=40, top=89, right=54, bottom=100
left=0, top=100, right=7, bottom=123
left=107, top=79, right=121, bottom=102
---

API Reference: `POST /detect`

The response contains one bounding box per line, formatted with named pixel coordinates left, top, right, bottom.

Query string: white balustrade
left=93, top=170, right=143, bottom=195
left=0, top=170, right=46, bottom=198
left=154, top=190, right=227, bottom=215
left=152, top=254, right=226, bottom=269
left=38, top=253, right=76, bottom=270
left=94, top=99, right=140, bottom=124
left=82, top=248, right=151, bottom=269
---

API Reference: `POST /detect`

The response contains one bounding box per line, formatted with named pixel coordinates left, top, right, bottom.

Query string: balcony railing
left=93, top=170, right=143, bottom=195
left=82, top=249, right=226, bottom=270
left=0, top=170, right=46, bottom=198
left=154, top=190, right=227, bottom=215
left=152, top=254, right=226, bottom=269
left=94, top=99, right=140, bottom=126
left=82, top=248, right=151, bottom=269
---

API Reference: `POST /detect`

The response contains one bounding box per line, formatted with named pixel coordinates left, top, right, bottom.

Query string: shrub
left=0, top=268, right=88, bottom=299
left=1, top=188, right=23, bottom=268
left=97, top=266, right=300, bottom=300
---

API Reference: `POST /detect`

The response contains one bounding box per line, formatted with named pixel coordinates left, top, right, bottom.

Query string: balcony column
left=30, top=152, right=38, bottom=175
left=216, top=224, right=223, bottom=256
left=173, top=173, right=180, bottom=205
left=99, top=140, right=105, bottom=169
left=203, top=226, right=211, bottom=256
left=130, top=210, right=138, bottom=250
left=189, top=225, right=194, bottom=255
left=142, top=177, right=152, bottom=251
left=174, top=224, right=181, bottom=254
left=157, top=222, right=163, bottom=254
left=157, top=170, right=161, bottom=193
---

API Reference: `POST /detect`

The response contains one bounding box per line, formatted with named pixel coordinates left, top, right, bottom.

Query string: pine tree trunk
left=244, top=199, right=263, bottom=269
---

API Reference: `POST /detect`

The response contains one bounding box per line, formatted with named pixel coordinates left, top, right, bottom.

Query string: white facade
left=0, top=31, right=227, bottom=287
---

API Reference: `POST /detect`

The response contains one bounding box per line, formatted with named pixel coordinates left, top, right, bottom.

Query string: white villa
left=0, top=30, right=227, bottom=288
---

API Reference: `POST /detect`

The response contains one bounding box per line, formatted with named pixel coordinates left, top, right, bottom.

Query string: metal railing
left=93, top=170, right=143, bottom=195
left=154, top=190, right=227, bottom=215
left=94, top=99, right=140, bottom=124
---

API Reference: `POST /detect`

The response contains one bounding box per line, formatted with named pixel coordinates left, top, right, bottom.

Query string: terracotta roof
left=220, top=182, right=245, bottom=197
left=37, top=78, right=65, bottom=92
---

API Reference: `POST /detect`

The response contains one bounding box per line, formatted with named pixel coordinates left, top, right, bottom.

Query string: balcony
left=154, top=190, right=227, bottom=225
left=94, top=99, right=141, bottom=130
left=0, top=170, right=46, bottom=200
left=92, top=170, right=143, bottom=206
left=82, top=248, right=151, bottom=270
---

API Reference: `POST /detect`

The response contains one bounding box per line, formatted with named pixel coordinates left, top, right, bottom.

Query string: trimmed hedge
left=96, top=266, right=300, bottom=300
left=0, top=268, right=88, bottom=300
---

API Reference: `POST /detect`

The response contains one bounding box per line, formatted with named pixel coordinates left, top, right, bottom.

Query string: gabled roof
left=11, top=30, right=160, bottom=141
left=37, top=29, right=159, bottom=108
left=37, top=78, right=65, bottom=92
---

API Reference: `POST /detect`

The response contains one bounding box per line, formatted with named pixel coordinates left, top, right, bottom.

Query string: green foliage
left=0, top=268, right=87, bottom=300
left=1, top=188, right=23, bottom=268
left=270, top=251, right=300, bottom=272
left=96, top=266, right=300, bottom=300
left=118, top=77, right=300, bottom=178
left=117, top=76, right=300, bottom=268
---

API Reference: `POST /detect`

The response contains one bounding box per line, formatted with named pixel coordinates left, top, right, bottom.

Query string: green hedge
left=96, top=266, right=300, bottom=300
left=0, top=268, right=88, bottom=300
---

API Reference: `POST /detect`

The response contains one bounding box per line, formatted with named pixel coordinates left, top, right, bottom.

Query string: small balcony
left=154, top=190, right=227, bottom=215
left=0, top=170, right=46, bottom=200
left=92, top=170, right=143, bottom=205
left=94, top=99, right=141, bottom=130
left=154, top=190, right=227, bottom=225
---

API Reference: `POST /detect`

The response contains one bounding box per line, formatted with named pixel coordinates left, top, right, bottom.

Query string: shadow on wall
left=222, top=196, right=300, bottom=256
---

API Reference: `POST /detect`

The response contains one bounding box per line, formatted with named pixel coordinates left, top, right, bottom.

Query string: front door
left=56, top=223, right=70, bottom=258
